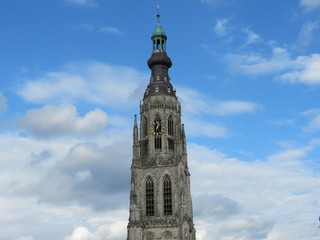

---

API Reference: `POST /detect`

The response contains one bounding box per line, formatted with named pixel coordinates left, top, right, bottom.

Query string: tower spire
left=144, top=14, right=175, bottom=99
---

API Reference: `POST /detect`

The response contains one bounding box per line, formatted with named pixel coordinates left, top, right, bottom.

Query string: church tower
left=127, top=14, right=196, bottom=240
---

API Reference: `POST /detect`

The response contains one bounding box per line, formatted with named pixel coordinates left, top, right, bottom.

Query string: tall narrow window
left=155, top=136, right=162, bottom=149
left=168, top=139, right=174, bottom=151
left=142, top=115, right=148, bottom=138
left=163, top=175, right=172, bottom=215
left=146, top=177, right=154, bottom=216
left=153, top=115, right=162, bottom=149
left=168, top=116, right=174, bottom=136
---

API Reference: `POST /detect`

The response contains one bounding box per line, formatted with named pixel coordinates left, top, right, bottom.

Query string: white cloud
left=185, top=117, right=228, bottom=138
left=179, top=87, right=260, bottom=116
left=295, top=21, right=320, bottom=48
left=77, top=24, right=123, bottom=36
left=243, top=28, right=261, bottom=44
left=177, top=87, right=260, bottom=138
left=300, top=0, right=320, bottom=9
left=302, top=108, right=320, bottom=132
left=0, top=93, right=7, bottom=114
left=226, top=45, right=320, bottom=86
left=100, top=26, right=122, bottom=35
left=226, top=47, right=292, bottom=75
left=66, top=0, right=97, bottom=7
left=19, top=104, right=108, bottom=138
left=17, top=61, right=147, bottom=106
left=65, top=227, right=94, bottom=240
left=277, top=54, right=320, bottom=85
left=79, top=23, right=95, bottom=31
left=267, top=147, right=310, bottom=162
left=189, top=143, right=320, bottom=240
left=0, top=128, right=131, bottom=239
left=14, top=237, right=34, bottom=240
left=65, top=221, right=127, bottom=240
left=214, top=18, right=230, bottom=36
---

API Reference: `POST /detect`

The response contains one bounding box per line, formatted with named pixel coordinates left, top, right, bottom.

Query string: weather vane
left=157, top=4, right=160, bottom=15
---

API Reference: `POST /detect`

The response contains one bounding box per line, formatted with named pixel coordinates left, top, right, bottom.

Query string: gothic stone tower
left=127, top=15, right=196, bottom=240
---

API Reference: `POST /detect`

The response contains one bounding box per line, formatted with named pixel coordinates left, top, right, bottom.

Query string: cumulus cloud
left=0, top=130, right=131, bottom=240
left=226, top=46, right=320, bottom=86
left=30, top=141, right=131, bottom=210
left=188, top=143, right=320, bottom=240
left=17, top=61, right=147, bottom=107
left=65, top=222, right=127, bottom=240
left=226, top=47, right=292, bottom=75
left=19, top=104, right=108, bottom=138
left=277, top=54, right=320, bottom=85
left=300, top=0, right=320, bottom=9
left=0, top=93, right=7, bottom=114
left=65, top=227, right=94, bottom=240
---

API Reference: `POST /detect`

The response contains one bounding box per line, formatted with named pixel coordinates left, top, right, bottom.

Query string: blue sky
left=1, top=0, right=320, bottom=240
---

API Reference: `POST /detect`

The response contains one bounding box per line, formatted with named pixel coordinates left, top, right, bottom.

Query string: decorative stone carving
left=142, top=156, right=157, bottom=167
left=159, top=157, right=174, bottom=166
left=143, top=218, right=177, bottom=227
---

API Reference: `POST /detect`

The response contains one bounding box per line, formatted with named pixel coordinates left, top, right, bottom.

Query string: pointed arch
left=162, top=231, right=173, bottom=239
left=146, top=176, right=155, bottom=216
left=163, top=175, right=172, bottom=215
left=146, top=231, right=154, bottom=240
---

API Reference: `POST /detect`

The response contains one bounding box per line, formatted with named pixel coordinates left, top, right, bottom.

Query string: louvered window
left=163, top=175, right=172, bottom=215
left=146, top=177, right=154, bottom=216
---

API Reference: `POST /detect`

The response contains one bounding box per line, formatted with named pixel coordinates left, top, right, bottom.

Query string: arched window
left=163, top=175, right=172, bottom=215
left=168, top=116, right=174, bottom=136
left=146, top=232, right=154, bottom=240
left=146, top=177, right=154, bottom=216
left=163, top=231, right=173, bottom=239
left=168, top=139, right=174, bottom=151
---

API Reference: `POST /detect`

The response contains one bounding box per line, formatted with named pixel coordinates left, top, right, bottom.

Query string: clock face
left=151, top=120, right=164, bottom=135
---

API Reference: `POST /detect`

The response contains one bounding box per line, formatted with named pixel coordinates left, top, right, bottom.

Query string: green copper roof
left=152, top=15, right=166, bottom=38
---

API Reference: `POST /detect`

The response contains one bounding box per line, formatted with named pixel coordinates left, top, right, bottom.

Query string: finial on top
left=156, top=5, right=160, bottom=23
